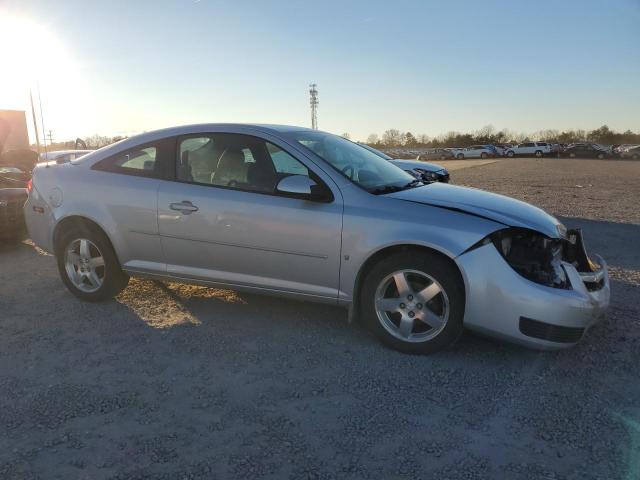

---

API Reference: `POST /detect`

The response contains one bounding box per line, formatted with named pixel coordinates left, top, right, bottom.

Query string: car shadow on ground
left=5, top=227, right=631, bottom=361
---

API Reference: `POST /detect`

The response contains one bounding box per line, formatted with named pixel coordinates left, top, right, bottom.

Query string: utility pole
left=37, top=82, right=48, bottom=159
left=29, top=89, right=41, bottom=154
left=47, top=130, right=53, bottom=145
left=309, top=83, right=318, bottom=130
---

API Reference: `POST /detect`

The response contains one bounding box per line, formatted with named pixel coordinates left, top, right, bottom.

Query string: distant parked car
left=0, top=166, right=29, bottom=243
left=0, top=148, right=39, bottom=172
left=485, top=145, right=503, bottom=157
left=548, top=143, right=561, bottom=154
left=505, top=142, right=551, bottom=158
left=390, top=159, right=450, bottom=183
left=619, top=146, right=640, bottom=160
left=489, top=144, right=509, bottom=156
left=455, top=145, right=495, bottom=159
left=358, top=144, right=450, bottom=182
left=560, top=143, right=610, bottom=159
left=417, top=148, right=455, bottom=161
left=40, top=150, right=94, bottom=164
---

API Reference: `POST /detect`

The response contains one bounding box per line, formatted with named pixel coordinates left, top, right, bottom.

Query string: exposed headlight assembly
left=489, top=228, right=569, bottom=289
left=415, top=169, right=439, bottom=181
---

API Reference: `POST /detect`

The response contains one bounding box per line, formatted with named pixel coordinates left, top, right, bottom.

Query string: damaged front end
left=458, top=225, right=610, bottom=349
left=470, top=226, right=605, bottom=291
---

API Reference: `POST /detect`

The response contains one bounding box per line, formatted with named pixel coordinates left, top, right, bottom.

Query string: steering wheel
left=341, top=165, right=355, bottom=180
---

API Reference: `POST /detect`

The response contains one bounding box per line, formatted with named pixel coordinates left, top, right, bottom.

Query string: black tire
left=534, top=150, right=543, bottom=158
left=569, top=152, right=576, bottom=158
left=596, top=153, right=605, bottom=159
left=632, top=154, right=639, bottom=160
left=480, top=152, right=488, bottom=159
left=360, top=251, right=465, bottom=354
left=456, top=153, right=464, bottom=159
left=507, top=151, right=515, bottom=158
left=55, top=224, right=129, bottom=301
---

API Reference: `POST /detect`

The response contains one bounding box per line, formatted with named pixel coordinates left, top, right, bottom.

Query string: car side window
left=267, top=143, right=309, bottom=176
left=93, top=145, right=162, bottom=178
left=176, top=133, right=311, bottom=195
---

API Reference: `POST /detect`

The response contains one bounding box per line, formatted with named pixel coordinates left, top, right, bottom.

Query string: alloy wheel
left=64, top=238, right=105, bottom=293
left=374, top=269, right=449, bottom=343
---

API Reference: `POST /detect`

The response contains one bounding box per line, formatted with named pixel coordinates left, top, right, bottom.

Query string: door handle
left=169, top=201, right=199, bottom=214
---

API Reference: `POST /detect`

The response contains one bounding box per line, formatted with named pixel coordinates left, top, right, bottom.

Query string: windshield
left=287, top=131, right=415, bottom=193
left=358, top=143, right=394, bottom=161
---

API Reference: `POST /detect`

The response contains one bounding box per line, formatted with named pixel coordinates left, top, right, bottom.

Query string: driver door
left=157, top=132, right=343, bottom=300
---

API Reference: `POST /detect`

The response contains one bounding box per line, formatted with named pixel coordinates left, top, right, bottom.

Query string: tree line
left=363, top=125, right=640, bottom=149
left=35, top=125, right=640, bottom=152
left=34, top=134, right=127, bottom=152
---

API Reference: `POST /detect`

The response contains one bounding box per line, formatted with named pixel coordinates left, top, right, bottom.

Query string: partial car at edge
left=358, top=143, right=450, bottom=183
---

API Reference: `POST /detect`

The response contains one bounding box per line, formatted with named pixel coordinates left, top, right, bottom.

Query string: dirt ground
left=1, top=158, right=639, bottom=479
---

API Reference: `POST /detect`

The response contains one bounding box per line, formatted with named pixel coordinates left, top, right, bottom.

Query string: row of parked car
left=414, top=143, right=640, bottom=161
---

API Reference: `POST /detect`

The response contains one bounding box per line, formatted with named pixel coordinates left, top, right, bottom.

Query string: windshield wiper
left=369, top=179, right=424, bottom=195
left=403, top=178, right=424, bottom=189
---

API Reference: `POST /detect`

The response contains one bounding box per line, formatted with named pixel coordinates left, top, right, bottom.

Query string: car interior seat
left=211, top=148, right=248, bottom=187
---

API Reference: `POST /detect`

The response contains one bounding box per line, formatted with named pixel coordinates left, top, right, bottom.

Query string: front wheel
left=534, top=150, right=543, bottom=158
left=480, top=152, right=488, bottom=159
left=506, top=151, right=515, bottom=158
left=56, top=225, right=129, bottom=301
left=456, top=153, right=464, bottom=159
left=596, top=153, right=605, bottom=159
left=360, top=251, right=465, bottom=354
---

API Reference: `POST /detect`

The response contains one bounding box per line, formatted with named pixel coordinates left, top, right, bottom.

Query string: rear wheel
left=456, top=153, right=464, bottom=159
left=569, top=152, right=576, bottom=158
left=534, top=150, right=543, bottom=158
left=632, top=154, right=639, bottom=160
left=360, top=251, right=464, bottom=354
left=596, top=153, right=605, bottom=159
left=507, top=151, right=515, bottom=158
left=55, top=225, right=129, bottom=301
left=480, top=152, right=488, bottom=159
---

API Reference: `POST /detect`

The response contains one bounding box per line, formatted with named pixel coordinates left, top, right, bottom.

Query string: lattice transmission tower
left=309, top=83, right=318, bottom=130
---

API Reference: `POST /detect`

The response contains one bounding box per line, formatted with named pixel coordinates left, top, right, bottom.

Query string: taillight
left=26, top=178, right=33, bottom=193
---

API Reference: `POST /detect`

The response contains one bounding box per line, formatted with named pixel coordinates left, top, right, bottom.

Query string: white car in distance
left=505, top=142, right=551, bottom=158
left=454, top=145, right=495, bottom=159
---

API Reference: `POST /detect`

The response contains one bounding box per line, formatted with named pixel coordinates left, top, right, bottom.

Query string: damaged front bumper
left=456, top=233, right=610, bottom=350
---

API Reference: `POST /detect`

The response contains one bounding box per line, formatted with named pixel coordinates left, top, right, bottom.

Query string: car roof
left=139, top=123, right=313, bottom=138
left=69, top=124, right=322, bottom=166
left=41, top=149, right=94, bottom=157
left=113, top=123, right=315, bottom=148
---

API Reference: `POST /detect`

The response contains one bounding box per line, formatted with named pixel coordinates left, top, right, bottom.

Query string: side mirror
left=276, top=175, right=318, bottom=198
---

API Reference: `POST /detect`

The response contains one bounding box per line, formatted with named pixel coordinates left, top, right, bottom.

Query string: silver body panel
left=24, top=123, right=610, bottom=350
left=457, top=245, right=610, bottom=349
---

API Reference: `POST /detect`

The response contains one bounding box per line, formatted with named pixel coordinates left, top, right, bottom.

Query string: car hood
left=391, top=159, right=445, bottom=172
left=386, top=182, right=563, bottom=238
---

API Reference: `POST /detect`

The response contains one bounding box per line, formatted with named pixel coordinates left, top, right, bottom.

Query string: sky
left=1, top=0, right=639, bottom=143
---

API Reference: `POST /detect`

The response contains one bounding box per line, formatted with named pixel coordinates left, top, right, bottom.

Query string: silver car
left=357, top=144, right=450, bottom=182
left=24, top=124, right=610, bottom=354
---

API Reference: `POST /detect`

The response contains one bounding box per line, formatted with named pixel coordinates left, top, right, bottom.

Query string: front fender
left=338, top=198, right=505, bottom=303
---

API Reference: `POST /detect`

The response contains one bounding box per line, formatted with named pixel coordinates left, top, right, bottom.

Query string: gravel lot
left=1, top=158, right=639, bottom=479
